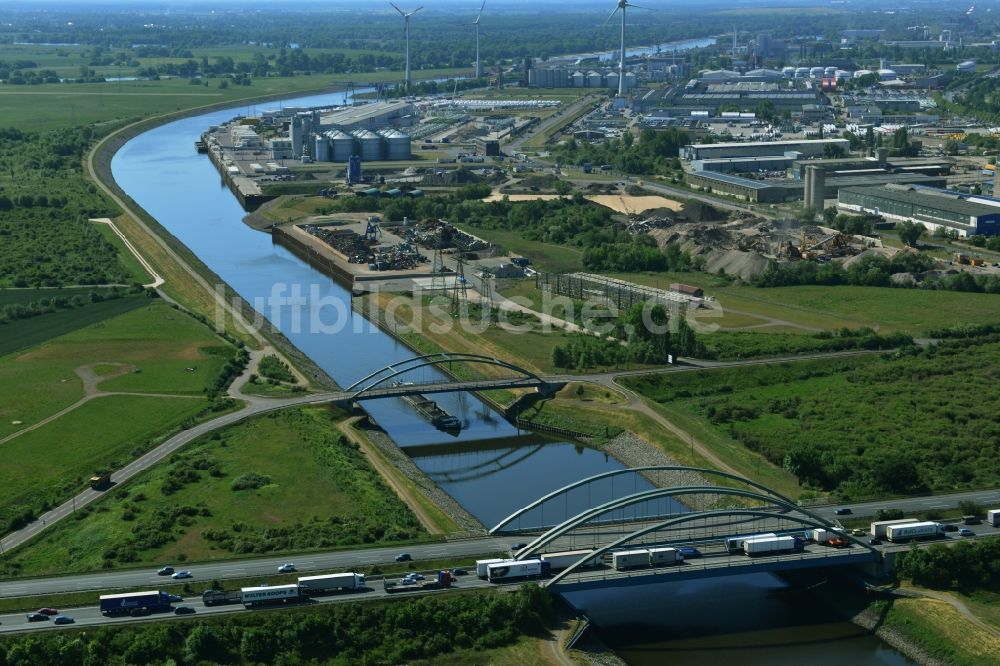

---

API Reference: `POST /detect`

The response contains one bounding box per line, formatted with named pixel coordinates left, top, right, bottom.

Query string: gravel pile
left=602, top=432, right=716, bottom=511
left=364, top=428, right=485, bottom=534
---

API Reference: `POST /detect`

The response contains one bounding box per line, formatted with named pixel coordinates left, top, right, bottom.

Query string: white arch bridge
left=488, top=467, right=883, bottom=591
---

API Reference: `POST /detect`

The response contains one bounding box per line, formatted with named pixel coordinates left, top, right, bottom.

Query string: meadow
left=3, top=407, right=428, bottom=576
left=623, top=339, right=1000, bottom=499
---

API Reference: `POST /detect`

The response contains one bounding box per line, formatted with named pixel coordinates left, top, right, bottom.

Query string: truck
left=297, top=573, right=365, bottom=595
left=241, top=584, right=302, bottom=607
left=476, top=558, right=508, bottom=578
left=725, top=533, right=776, bottom=554
left=487, top=559, right=549, bottom=582
left=385, top=570, right=454, bottom=593
left=201, top=589, right=242, bottom=606
left=540, top=550, right=602, bottom=571
left=743, top=536, right=804, bottom=556
left=885, top=521, right=942, bottom=542
left=988, top=509, right=1000, bottom=527
left=648, top=547, right=681, bottom=565
left=582, top=162, right=593, bottom=173
left=809, top=528, right=829, bottom=543
left=89, top=473, right=112, bottom=490
left=870, top=518, right=919, bottom=539
left=612, top=549, right=651, bottom=570
left=100, top=591, right=171, bottom=616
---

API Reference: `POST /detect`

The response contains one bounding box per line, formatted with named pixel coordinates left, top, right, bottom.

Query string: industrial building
left=666, top=78, right=823, bottom=114
left=687, top=170, right=946, bottom=204
left=272, top=102, right=416, bottom=162
left=838, top=185, right=1000, bottom=237
left=680, top=138, right=850, bottom=161
left=319, top=101, right=416, bottom=132
left=528, top=67, right=636, bottom=90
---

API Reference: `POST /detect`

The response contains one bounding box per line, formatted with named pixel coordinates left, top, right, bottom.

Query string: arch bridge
left=487, top=467, right=883, bottom=590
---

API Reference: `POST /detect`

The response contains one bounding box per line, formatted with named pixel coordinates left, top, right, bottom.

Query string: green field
left=0, top=287, right=125, bottom=306
left=4, top=407, right=428, bottom=576
left=0, top=394, right=210, bottom=537
left=0, top=301, right=232, bottom=440
left=458, top=227, right=585, bottom=274
left=0, top=294, right=149, bottom=356
left=92, top=222, right=154, bottom=284
left=0, top=67, right=468, bottom=131
left=623, top=340, right=1000, bottom=499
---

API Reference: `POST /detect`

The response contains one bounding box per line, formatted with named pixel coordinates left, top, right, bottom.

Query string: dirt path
left=335, top=417, right=444, bottom=535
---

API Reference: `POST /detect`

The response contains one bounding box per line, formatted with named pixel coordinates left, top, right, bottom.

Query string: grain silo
left=804, top=165, right=825, bottom=212
left=606, top=71, right=619, bottom=90
left=588, top=71, right=603, bottom=87
left=353, top=129, right=383, bottom=161
left=572, top=71, right=586, bottom=87
left=795, top=67, right=809, bottom=78
left=782, top=66, right=796, bottom=78
left=329, top=130, right=354, bottom=162
left=380, top=129, right=412, bottom=160
left=824, top=66, right=837, bottom=77
left=314, top=135, right=330, bottom=162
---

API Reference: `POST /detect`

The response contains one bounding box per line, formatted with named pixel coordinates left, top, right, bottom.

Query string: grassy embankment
left=3, top=406, right=440, bottom=577
left=0, top=302, right=238, bottom=535
left=870, top=597, right=1000, bottom=665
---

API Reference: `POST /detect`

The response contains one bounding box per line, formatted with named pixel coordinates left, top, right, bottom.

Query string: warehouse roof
left=685, top=138, right=849, bottom=150
left=840, top=185, right=1000, bottom=217
left=320, top=101, right=413, bottom=127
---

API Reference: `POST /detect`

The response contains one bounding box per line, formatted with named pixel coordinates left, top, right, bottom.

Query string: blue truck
left=582, top=162, right=593, bottom=173
left=100, top=590, right=171, bottom=616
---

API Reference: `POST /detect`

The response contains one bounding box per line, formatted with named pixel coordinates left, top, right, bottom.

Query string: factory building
left=680, top=138, right=850, bottom=161
left=687, top=171, right=946, bottom=205
left=692, top=155, right=795, bottom=174
left=838, top=185, right=1000, bottom=237
left=319, top=101, right=416, bottom=132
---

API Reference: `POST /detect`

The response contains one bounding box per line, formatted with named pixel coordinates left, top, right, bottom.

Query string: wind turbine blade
left=411, top=6, right=424, bottom=15
left=600, top=6, right=620, bottom=28
left=389, top=2, right=405, bottom=16
left=478, top=0, right=486, bottom=21
left=626, top=3, right=653, bottom=9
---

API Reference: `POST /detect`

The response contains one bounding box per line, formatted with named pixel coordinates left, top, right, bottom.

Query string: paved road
left=3, top=488, right=999, bottom=601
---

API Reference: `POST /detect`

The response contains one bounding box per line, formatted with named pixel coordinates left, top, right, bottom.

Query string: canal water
left=111, top=88, right=913, bottom=664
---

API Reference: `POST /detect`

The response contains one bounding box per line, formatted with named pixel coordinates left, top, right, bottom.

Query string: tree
left=896, top=220, right=926, bottom=247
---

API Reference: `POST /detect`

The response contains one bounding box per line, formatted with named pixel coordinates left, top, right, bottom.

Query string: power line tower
left=451, top=247, right=468, bottom=315
left=479, top=267, right=493, bottom=307
left=430, top=245, right=447, bottom=293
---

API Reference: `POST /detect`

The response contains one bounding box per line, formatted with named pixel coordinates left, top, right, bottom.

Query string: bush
left=230, top=472, right=272, bottom=491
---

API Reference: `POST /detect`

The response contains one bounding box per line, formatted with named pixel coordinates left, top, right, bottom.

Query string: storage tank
left=877, top=68, right=897, bottom=81
left=835, top=69, right=852, bottom=80
left=624, top=72, right=636, bottom=90
left=794, top=67, right=809, bottom=78
left=853, top=69, right=875, bottom=79
left=289, top=116, right=303, bottom=159
left=782, top=66, right=796, bottom=78
left=555, top=68, right=569, bottom=88
left=328, top=130, right=354, bottom=162
left=606, top=71, right=619, bottom=90
left=314, top=136, right=330, bottom=162
left=380, top=129, right=412, bottom=160
left=588, top=70, right=603, bottom=87
left=527, top=68, right=537, bottom=86
left=353, top=130, right=382, bottom=161
left=572, top=71, right=585, bottom=87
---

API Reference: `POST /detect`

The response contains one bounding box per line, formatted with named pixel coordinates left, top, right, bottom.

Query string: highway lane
left=3, top=488, right=1000, bottom=600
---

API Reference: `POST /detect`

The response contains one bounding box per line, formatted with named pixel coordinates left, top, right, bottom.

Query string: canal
left=110, top=87, right=913, bottom=664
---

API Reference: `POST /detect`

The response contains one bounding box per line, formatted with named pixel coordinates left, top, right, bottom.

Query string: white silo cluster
left=530, top=67, right=634, bottom=90
left=309, top=128, right=412, bottom=163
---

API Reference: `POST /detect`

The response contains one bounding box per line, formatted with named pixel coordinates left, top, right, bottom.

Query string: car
left=129, top=607, right=151, bottom=617
left=157, top=566, right=175, bottom=576
left=394, top=553, right=412, bottom=562
left=278, top=563, right=296, bottom=573
left=36, top=608, right=59, bottom=616
left=451, top=568, right=469, bottom=576
left=26, top=613, right=49, bottom=622
left=851, top=529, right=866, bottom=536
left=174, top=606, right=196, bottom=615
left=168, top=594, right=184, bottom=603
left=510, top=542, right=528, bottom=551
left=869, top=538, right=882, bottom=545
left=959, top=528, right=975, bottom=537
left=53, top=615, right=75, bottom=625
left=834, top=508, right=852, bottom=515
left=405, top=572, right=425, bottom=581
left=171, top=570, right=192, bottom=579
left=678, top=546, right=702, bottom=559
left=943, top=523, right=959, bottom=532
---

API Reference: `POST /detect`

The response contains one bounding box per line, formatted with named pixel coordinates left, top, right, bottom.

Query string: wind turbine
left=602, top=0, right=647, bottom=98
left=474, top=1, right=486, bottom=79
left=390, top=3, right=423, bottom=91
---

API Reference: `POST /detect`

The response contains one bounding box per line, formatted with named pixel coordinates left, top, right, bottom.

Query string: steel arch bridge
left=488, top=467, right=881, bottom=588
left=343, top=352, right=549, bottom=400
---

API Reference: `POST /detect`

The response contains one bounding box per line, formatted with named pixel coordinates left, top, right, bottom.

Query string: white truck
left=988, top=509, right=1000, bottom=527
left=648, top=547, right=681, bottom=565
left=612, top=549, right=651, bottom=570
left=743, top=535, right=804, bottom=556
left=476, top=558, right=508, bottom=578
left=486, top=559, right=549, bottom=582
left=809, top=528, right=829, bottom=543
left=241, top=584, right=301, bottom=607
left=540, top=550, right=601, bottom=571
left=726, top=533, right=776, bottom=553
left=885, top=521, right=942, bottom=542
left=297, top=573, right=365, bottom=595
left=870, top=519, right=918, bottom=539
